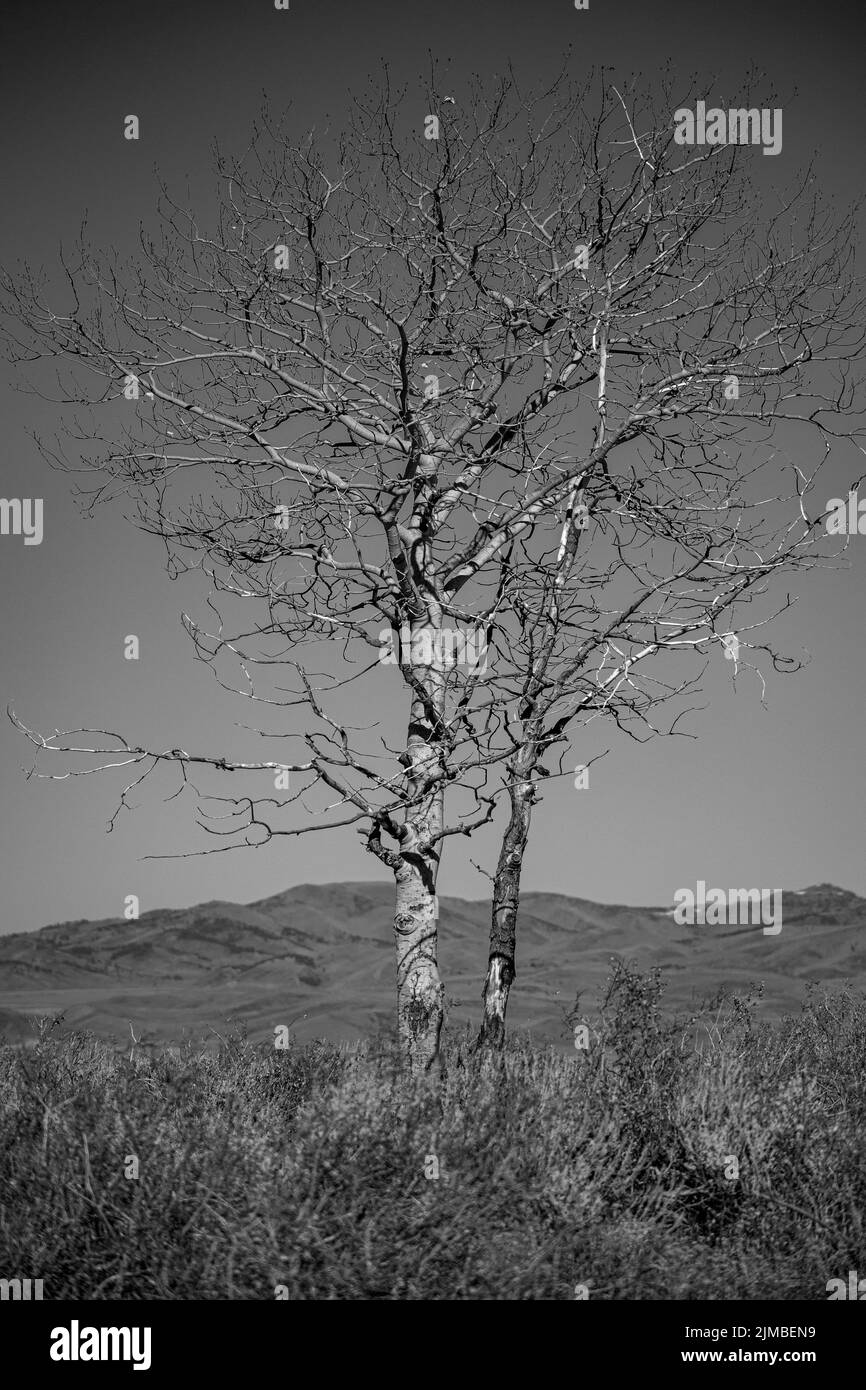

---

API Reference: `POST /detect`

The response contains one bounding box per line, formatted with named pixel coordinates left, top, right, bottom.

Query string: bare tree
left=2, top=66, right=862, bottom=1069
left=469, top=81, right=864, bottom=1044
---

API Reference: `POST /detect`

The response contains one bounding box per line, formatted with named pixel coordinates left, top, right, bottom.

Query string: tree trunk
left=392, top=619, right=447, bottom=1073
left=479, top=771, right=535, bottom=1048
left=394, top=847, right=443, bottom=1071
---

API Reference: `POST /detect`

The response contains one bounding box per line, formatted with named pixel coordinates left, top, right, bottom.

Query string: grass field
left=1, top=962, right=863, bottom=1300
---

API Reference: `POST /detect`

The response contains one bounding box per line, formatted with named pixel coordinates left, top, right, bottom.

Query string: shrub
left=1, top=972, right=863, bottom=1299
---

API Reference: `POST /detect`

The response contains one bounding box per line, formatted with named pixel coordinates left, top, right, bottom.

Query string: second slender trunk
left=478, top=771, right=535, bottom=1048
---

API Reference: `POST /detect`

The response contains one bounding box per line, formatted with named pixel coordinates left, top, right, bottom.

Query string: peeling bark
left=391, top=620, right=447, bottom=1073
left=479, top=770, right=534, bottom=1049
left=394, top=853, right=443, bottom=1071
left=479, top=953, right=514, bottom=1049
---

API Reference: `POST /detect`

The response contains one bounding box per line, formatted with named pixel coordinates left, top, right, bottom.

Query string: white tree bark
left=391, top=621, right=446, bottom=1071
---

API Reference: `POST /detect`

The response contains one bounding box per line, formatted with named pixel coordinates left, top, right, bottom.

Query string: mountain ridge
left=1, top=881, right=863, bottom=1048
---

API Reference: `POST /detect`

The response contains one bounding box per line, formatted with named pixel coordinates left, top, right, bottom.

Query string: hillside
left=0, top=882, right=863, bottom=1047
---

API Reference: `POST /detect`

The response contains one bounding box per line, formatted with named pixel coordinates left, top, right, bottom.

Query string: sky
left=1, top=0, right=864, bottom=936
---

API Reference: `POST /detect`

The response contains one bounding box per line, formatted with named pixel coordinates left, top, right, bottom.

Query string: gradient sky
left=1, top=0, right=864, bottom=936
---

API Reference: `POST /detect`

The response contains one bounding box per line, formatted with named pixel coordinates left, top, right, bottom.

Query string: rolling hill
left=0, top=881, right=864, bottom=1048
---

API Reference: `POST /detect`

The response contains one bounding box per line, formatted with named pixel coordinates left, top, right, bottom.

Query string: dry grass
left=1, top=963, right=863, bottom=1299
